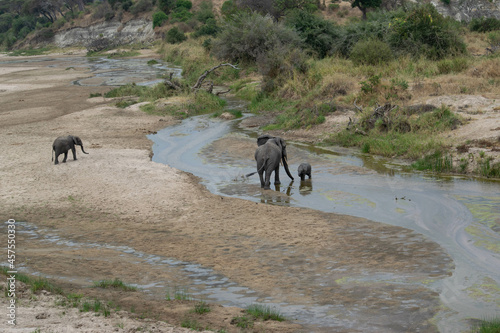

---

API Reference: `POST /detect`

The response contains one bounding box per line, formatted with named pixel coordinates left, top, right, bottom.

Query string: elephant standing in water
left=298, top=163, right=312, bottom=181
left=52, top=135, right=88, bottom=165
left=247, top=134, right=294, bottom=189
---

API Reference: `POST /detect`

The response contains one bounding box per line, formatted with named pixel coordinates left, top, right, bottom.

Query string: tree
left=351, top=0, right=381, bottom=20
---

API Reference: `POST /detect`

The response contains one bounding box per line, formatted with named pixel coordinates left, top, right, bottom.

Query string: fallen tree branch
left=191, top=63, right=239, bottom=91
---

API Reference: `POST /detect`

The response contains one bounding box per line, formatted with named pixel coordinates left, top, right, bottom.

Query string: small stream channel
left=3, top=56, right=499, bottom=332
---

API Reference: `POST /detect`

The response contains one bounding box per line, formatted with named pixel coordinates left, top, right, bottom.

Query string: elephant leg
left=274, top=166, right=281, bottom=185
left=258, top=171, right=265, bottom=188
left=54, top=153, right=60, bottom=165
left=63, top=152, right=68, bottom=163
left=71, top=147, right=77, bottom=161
left=300, top=175, right=305, bottom=181
left=264, top=170, right=272, bottom=190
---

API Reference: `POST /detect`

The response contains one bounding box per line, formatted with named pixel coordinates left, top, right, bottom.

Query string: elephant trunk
left=282, top=155, right=294, bottom=180
left=80, top=144, right=89, bottom=154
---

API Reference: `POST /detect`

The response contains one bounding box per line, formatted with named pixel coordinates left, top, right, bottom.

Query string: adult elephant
left=247, top=134, right=294, bottom=189
left=52, top=135, right=88, bottom=165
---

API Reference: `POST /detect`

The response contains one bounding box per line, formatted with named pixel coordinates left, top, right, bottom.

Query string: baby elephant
left=52, top=135, right=88, bottom=165
left=298, top=163, right=312, bottom=181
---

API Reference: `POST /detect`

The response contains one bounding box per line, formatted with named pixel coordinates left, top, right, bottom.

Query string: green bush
left=153, top=11, right=169, bottom=28
left=158, top=0, right=176, bottom=13
left=285, top=10, right=339, bottom=58
left=469, top=17, right=500, bottom=32
left=192, top=18, right=219, bottom=38
left=212, top=11, right=302, bottom=64
left=330, top=11, right=394, bottom=57
left=350, top=38, right=393, bottom=65
left=166, top=27, right=187, bottom=44
left=176, top=0, right=192, bottom=10
left=196, top=1, right=215, bottom=23
left=170, top=7, right=193, bottom=22
left=388, top=4, right=466, bottom=59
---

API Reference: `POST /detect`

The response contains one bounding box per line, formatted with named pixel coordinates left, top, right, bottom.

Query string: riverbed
left=1, top=54, right=499, bottom=333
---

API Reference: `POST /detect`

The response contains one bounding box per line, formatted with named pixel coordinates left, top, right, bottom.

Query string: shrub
left=130, top=0, right=154, bottom=15
left=153, top=11, right=169, bottom=28
left=469, top=17, right=500, bottom=32
left=170, top=7, right=193, bottom=22
left=166, top=27, right=187, bottom=44
left=349, top=38, right=393, bottom=65
left=192, top=18, right=219, bottom=38
left=92, top=1, right=114, bottom=20
left=285, top=10, right=339, bottom=58
left=158, top=0, right=176, bottom=13
left=212, top=11, right=302, bottom=64
left=196, top=1, right=215, bottom=23
left=176, top=0, right=192, bottom=10
left=388, top=4, right=467, bottom=59
left=330, top=11, right=393, bottom=57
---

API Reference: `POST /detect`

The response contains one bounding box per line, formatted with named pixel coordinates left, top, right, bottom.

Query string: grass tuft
left=92, top=278, right=137, bottom=291
left=245, top=304, right=286, bottom=322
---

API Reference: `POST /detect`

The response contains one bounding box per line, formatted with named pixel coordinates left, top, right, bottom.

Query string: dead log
left=191, top=63, right=239, bottom=91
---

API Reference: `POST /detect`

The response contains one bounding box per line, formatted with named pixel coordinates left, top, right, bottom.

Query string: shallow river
left=149, top=102, right=500, bottom=331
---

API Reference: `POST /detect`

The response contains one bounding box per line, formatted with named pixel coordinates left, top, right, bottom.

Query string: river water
left=149, top=100, right=500, bottom=331
left=3, top=56, right=499, bottom=332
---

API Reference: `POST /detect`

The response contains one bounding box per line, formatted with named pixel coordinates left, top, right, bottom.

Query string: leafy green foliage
left=158, top=0, right=176, bottom=13
left=176, top=0, right=192, bottom=10
left=388, top=4, right=466, bottom=59
left=349, top=38, right=393, bottom=65
left=285, top=10, right=339, bottom=58
left=212, top=11, right=301, bottom=64
left=330, top=11, right=393, bottom=57
left=153, top=11, right=169, bottom=28
left=166, top=27, right=187, bottom=44
left=469, top=17, right=500, bottom=33
left=170, top=7, right=193, bottom=22
left=196, top=1, right=215, bottom=23
left=193, top=18, right=219, bottom=38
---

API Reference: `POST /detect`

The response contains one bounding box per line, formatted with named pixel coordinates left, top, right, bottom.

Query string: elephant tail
left=246, top=158, right=268, bottom=178
left=51, top=145, right=54, bottom=162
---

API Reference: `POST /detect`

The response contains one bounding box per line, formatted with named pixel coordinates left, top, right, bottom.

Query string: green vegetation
left=245, top=304, right=286, bottom=321
left=471, top=317, right=500, bottom=333
left=92, top=278, right=137, bottom=291
left=193, top=301, right=211, bottom=314
left=165, top=286, right=192, bottom=301
left=230, top=304, right=286, bottom=328
left=0, top=266, right=63, bottom=294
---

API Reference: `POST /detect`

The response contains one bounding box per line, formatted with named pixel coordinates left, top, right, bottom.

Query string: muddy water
left=149, top=110, right=500, bottom=332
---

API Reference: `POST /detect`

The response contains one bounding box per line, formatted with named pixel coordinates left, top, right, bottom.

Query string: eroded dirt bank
left=0, top=53, right=455, bottom=332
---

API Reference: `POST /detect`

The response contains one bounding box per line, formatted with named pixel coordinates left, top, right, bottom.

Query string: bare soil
left=0, top=50, right=496, bottom=332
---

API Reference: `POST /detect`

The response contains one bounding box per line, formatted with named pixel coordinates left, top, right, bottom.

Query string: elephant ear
left=71, top=136, right=78, bottom=144
left=257, top=134, right=274, bottom=146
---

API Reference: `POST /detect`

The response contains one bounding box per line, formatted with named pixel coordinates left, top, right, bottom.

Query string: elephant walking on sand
left=246, top=134, right=294, bottom=189
left=52, top=135, right=88, bottom=165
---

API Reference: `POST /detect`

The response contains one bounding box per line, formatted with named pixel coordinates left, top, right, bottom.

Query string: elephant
left=298, top=163, right=312, bottom=181
left=52, top=135, right=88, bottom=165
left=246, top=134, right=294, bottom=189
